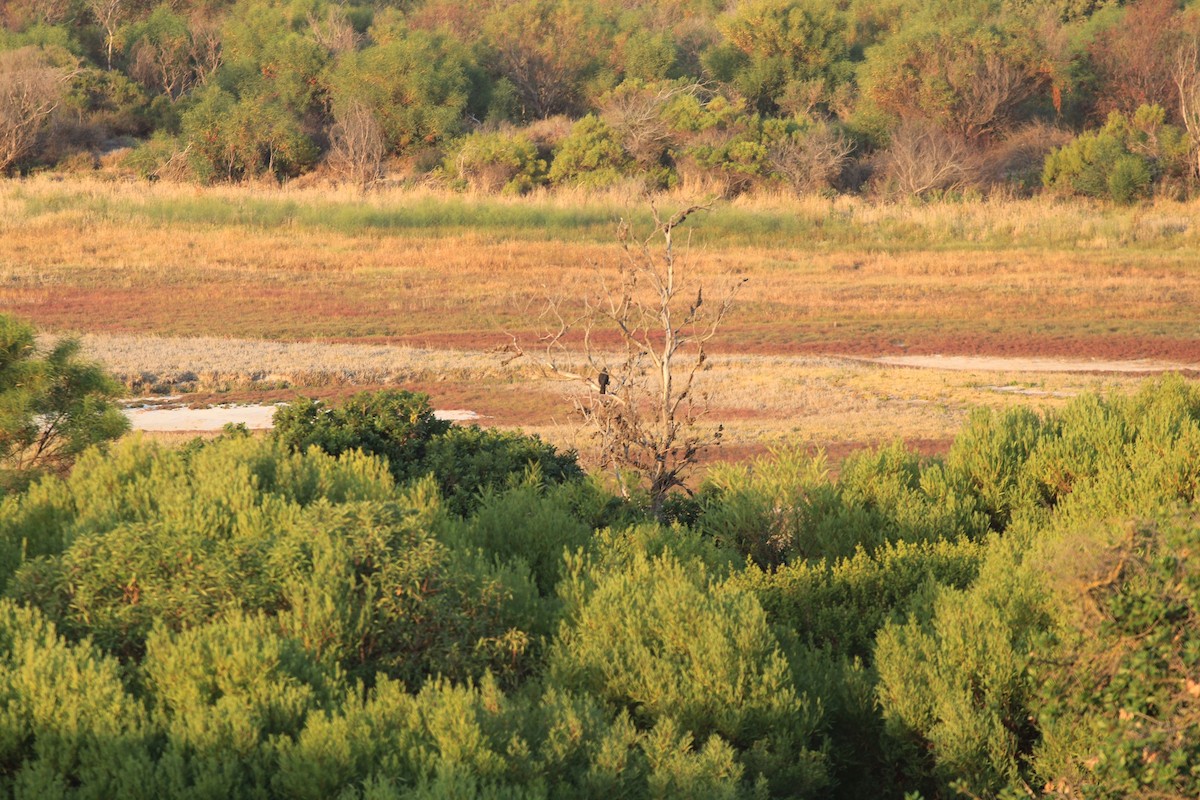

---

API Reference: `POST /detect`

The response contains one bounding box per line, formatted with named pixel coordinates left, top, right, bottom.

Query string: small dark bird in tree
left=597, top=369, right=610, bottom=395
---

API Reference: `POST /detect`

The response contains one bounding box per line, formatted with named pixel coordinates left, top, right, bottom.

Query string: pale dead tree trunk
left=504, top=204, right=744, bottom=516
left=0, top=48, right=72, bottom=174
left=600, top=81, right=707, bottom=168
left=308, top=6, right=361, bottom=55
left=129, top=31, right=193, bottom=101
left=1174, top=35, right=1200, bottom=182
left=328, top=100, right=386, bottom=190
left=188, top=11, right=223, bottom=87
left=86, top=0, right=125, bottom=70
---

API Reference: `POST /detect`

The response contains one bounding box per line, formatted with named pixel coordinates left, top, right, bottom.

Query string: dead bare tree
left=129, top=27, right=194, bottom=101
left=875, top=119, right=976, bottom=197
left=328, top=100, right=386, bottom=190
left=600, top=81, right=706, bottom=168
left=85, top=0, right=126, bottom=70
left=768, top=122, right=854, bottom=194
left=0, top=48, right=73, bottom=175
left=505, top=204, right=744, bottom=515
left=309, top=6, right=361, bottom=56
left=1174, top=33, right=1200, bottom=181
left=187, top=11, right=223, bottom=87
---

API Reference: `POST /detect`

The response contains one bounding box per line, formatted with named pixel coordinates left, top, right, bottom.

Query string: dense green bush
left=0, top=600, right=156, bottom=799
left=272, top=391, right=581, bottom=514
left=272, top=390, right=451, bottom=482
left=547, top=115, right=631, bottom=188
left=329, top=32, right=477, bottom=156
left=697, top=445, right=984, bottom=566
left=0, top=315, right=128, bottom=494
left=1043, top=105, right=1189, bottom=203
left=551, top=549, right=829, bottom=796
left=443, top=129, right=546, bottom=194
left=1030, top=518, right=1200, bottom=799
left=873, top=376, right=1200, bottom=797
left=422, top=425, right=582, bottom=515
left=4, top=372, right=1200, bottom=797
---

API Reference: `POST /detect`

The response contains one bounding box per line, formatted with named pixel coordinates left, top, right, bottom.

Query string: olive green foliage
left=329, top=32, right=475, bottom=154
left=176, top=2, right=326, bottom=181
left=1043, top=105, right=1189, bottom=203
left=859, top=3, right=1047, bottom=143
left=0, top=600, right=157, bottom=798
left=443, top=129, right=546, bottom=194
left=546, top=114, right=631, bottom=187
left=5, top=360, right=1200, bottom=797
left=875, top=375, right=1200, bottom=798
left=551, top=549, right=830, bottom=795
left=271, top=390, right=581, bottom=514
left=697, top=445, right=986, bottom=567
left=6, top=0, right=1198, bottom=199
left=1031, top=519, right=1200, bottom=799
left=713, top=0, right=851, bottom=113
left=0, top=315, right=127, bottom=494
left=271, top=390, right=451, bottom=481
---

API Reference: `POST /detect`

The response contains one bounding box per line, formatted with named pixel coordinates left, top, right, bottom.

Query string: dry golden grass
left=6, top=176, right=1200, bottom=463
left=4, top=177, right=1200, bottom=359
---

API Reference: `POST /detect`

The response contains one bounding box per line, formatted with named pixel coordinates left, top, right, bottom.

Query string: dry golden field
left=4, top=176, right=1200, bottom=464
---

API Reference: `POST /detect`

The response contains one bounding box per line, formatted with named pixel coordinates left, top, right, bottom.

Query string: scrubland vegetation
left=5, top=0, right=1200, bottom=204
left=1, top=308, right=1199, bottom=798
left=6, top=1, right=1200, bottom=796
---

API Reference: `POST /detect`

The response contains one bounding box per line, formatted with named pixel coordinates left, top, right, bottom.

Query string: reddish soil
left=336, top=329, right=1200, bottom=364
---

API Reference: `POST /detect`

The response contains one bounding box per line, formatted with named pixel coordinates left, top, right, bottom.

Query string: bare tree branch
left=504, top=203, right=743, bottom=515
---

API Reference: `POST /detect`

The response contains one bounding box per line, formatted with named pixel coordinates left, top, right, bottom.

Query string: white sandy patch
left=866, top=355, right=1200, bottom=373
left=124, top=404, right=480, bottom=432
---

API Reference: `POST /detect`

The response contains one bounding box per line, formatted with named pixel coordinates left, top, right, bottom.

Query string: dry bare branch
left=1174, top=33, right=1200, bottom=180
left=328, top=100, right=386, bottom=190
left=0, top=48, right=73, bottom=175
left=504, top=203, right=744, bottom=515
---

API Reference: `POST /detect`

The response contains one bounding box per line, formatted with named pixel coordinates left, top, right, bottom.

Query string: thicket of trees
left=1, top=313, right=1200, bottom=797
left=5, top=0, right=1200, bottom=200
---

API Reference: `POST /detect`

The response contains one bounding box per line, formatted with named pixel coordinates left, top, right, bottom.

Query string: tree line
left=4, top=0, right=1200, bottom=201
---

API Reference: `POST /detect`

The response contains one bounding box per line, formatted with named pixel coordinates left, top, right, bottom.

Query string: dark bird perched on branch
left=598, top=370, right=610, bottom=395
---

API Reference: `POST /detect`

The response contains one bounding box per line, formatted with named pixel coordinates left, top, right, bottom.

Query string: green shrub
left=550, top=550, right=829, bottom=796
left=1043, top=105, right=1187, bottom=203
left=5, top=437, right=547, bottom=687
left=945, top=405, right=1046, bottom=530
left=1029, top=519, right=1200, bottom=799
left=443, top=129, right=546, bottom=194
left=729, top=537, right=985, bottom=661
left=1106, top=154, right=1151, bottom=204
left=696, top=449, right=838, bottom=565
left=421, top=425, right=582, bottom=515
left=327, top=32, right=475, bottom=155
left=441, top=479, right=592, bottom=594
left=144, top=612, right=340, bottom=799
left=548, top=115, right=631, bottom=188
left=275, top=494, right=547, bottom=688
left=0, top=600, right=156, bottom=799
left=272, top=390, right=450, bottom=483
left=874, top=528, right=1055, bottom=797
left=276, top=672, right=758, bottom=800
left=6, top=436, right=395, bottom=659
left=698, top=445, right=985, bottom=566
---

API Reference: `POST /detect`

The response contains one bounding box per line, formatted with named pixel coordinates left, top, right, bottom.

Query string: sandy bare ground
left=123, top=403, right=481, bottom=432
left=87, top=334, right=1196, bottom=446
left=866, top=354, right=1200, bottom=373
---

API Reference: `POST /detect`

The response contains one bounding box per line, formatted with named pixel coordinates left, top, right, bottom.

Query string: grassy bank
left=6, top=177, right=1200, bottom=253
